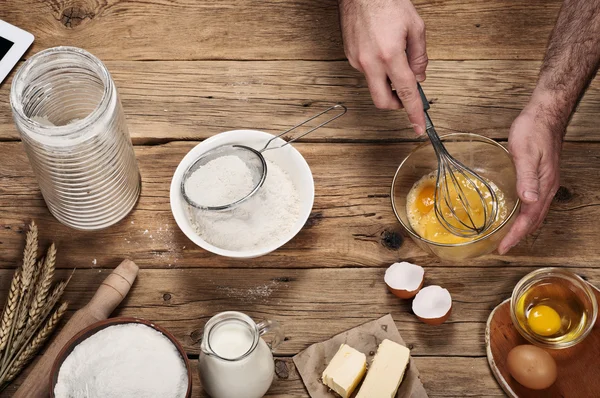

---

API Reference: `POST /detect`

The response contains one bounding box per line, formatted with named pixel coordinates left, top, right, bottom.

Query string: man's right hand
left=338, top=0, right=428, bottom=135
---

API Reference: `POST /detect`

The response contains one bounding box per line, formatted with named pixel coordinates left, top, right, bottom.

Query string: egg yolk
left=406, top=172, right=507, bottom=245
left=416, top=185, right=435, bottom=214
left=528, top=305, right=561, bottom=336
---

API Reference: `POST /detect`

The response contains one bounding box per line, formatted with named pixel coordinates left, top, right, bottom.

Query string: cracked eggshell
left=412, top=285, right=452, bottom=325
left=384, top=262, right=425, bottom=299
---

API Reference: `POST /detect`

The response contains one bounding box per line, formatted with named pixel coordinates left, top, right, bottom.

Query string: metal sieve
left=181, top=104, right=347, bottom=211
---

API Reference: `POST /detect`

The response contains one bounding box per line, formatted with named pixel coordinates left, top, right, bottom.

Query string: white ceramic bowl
left=170, top=130, right=315, bottom=258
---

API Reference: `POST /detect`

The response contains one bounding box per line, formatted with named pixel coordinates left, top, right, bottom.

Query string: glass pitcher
left=198, top=311, right=283, bottom=398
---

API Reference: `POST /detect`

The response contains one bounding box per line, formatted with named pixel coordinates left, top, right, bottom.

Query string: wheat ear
left=28, top=244, right=56, bottom=328
left=0, top=270, right=21, bottom=354
left=4, top=302, right=68, bottom=382
left=15, top=222, right=38, bottom=332
left=0, top=222, right=38, bottom=370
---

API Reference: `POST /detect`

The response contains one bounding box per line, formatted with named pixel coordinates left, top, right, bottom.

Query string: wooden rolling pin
left=14, top=259, right=139, bottom=398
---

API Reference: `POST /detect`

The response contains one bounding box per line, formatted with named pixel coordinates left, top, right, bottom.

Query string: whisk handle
left=417, top=82, right=430, bottom=111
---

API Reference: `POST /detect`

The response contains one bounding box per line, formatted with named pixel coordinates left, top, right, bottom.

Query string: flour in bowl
left=54, top=323, right=188, bottom=398
left=187, top=156, right=301, bottom=251
left=184, top=155, right=256, bottom=208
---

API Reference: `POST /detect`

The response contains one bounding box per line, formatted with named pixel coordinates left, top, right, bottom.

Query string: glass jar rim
left=391, top=132, right=521, bottom=248
left=509, top=267, right=599, bottom=349
left=10, top=46, right=113, bottom=139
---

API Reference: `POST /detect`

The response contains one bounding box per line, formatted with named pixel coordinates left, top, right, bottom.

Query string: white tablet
left=0, top=20, right=34, bottom=84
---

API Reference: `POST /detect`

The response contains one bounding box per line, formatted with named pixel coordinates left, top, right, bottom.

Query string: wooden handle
left=13, top=259, right=139, bottom=398
left=86, top=259, right=138, bottom=320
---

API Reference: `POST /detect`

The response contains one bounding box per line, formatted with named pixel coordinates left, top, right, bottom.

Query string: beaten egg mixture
left=406, top=171, right=508, bottom=244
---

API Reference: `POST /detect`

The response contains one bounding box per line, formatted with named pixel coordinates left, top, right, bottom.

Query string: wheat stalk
left=0, top=222, right=71, bottom=389
left=44, top=281, right=68, bottom=316
left=15, top=222, right=38, bottom=332
left=8, top=277, right=67, bottom=359
left=28, top=244, right=56, bottom=328
left=0, top=270, right=21, bottom=356
left=1, top=223, right=39, bottom=369
left=3, top=302, right=68, bottom=383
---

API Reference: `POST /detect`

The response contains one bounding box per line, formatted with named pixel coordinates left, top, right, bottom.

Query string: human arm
left=337, top=0, right=427, bottom=134
left=498, top=0, right=600, bottom=254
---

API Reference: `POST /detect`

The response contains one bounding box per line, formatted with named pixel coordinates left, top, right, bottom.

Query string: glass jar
left=10, top=47, right=140, bottom=230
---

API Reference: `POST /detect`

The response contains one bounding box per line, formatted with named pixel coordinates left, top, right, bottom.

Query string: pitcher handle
left=256, top=319, right=284, bottom=351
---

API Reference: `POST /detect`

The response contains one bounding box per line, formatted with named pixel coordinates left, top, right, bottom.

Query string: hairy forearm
left=533, top=0, right=600, bottom=130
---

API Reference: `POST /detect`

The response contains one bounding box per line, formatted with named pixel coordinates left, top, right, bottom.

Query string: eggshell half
left=384, top=262, right=425, bottom=299
left=412, top=285, right=452, bottom=325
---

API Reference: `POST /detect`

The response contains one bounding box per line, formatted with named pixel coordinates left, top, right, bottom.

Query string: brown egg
left=507, top=345, right=557, bottom=390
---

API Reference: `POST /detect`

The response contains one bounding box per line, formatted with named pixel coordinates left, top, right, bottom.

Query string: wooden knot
left=190, top=329, right=202, bottom=344
left=304, top=211, right=323, bottom=228
left=275, top=359, right=289, bottom=379
left=163, top=293, right=172, bottom=301
left=554, top=186, right=573, bottom=203
left=60, top=6, right=95, bottom=28
left=273, top=277, right=294, bottom=283
left=381, top=230, right=403, bottom=250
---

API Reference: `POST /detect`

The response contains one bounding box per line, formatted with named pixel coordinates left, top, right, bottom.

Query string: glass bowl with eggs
left=391, top=133, right=520, bottom=261
left=510, top=268, right=598, bottom=349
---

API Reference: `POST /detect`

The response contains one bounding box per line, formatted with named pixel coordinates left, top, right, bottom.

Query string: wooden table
left=1, top=1, right=599, bottom=396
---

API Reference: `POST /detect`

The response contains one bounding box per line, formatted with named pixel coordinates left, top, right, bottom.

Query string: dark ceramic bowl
left=50, top=317, right=192, bottom=397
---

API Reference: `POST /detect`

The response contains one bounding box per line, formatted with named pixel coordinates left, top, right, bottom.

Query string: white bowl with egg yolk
left=170, top=129, right=314, bottom=258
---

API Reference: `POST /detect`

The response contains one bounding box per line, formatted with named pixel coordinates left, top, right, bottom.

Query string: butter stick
left=356, top=339, right=410, bottom=398
left=322, top=344, right=367, bottom=398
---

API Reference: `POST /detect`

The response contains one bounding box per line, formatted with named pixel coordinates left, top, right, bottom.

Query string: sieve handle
left=259, top=104, right=347, bottom=152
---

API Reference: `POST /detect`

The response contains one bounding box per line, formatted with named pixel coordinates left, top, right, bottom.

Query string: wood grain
left=1, top=61, right=598, bottom=143
left=3, top=356, right=505, bottom=397
left=0, top=0, right=597, bottom=396
left=1, top=267, right=599, bottom=358
left=0, top=141, right=598, bottom=269
left=0, top=0, right=561, bottom=62
left=486, top=285, right=600, bottom=398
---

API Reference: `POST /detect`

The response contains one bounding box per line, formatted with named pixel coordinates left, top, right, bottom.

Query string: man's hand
left=498, top=97, right=563, bottom=254
left=497, top=0, right=599, bottom=254
left=338, top=0, right=427, bottom=135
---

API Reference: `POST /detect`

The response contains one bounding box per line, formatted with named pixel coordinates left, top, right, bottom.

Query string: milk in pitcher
left=198, top=312, right=283, bottom=398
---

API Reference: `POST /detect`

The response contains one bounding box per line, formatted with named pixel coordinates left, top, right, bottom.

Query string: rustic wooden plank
left=0, top=0, right=560, bottom=61
left=2, top=356, right=504, bottom=397
left=1, top=267, right=599, bottom=358
left=0, top=141, right=598, bottom=269
left=1, top=61, right=598, bottom=143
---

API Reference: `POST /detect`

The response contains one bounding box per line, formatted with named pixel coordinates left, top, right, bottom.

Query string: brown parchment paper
left=293, top=314, right=428, bottom=398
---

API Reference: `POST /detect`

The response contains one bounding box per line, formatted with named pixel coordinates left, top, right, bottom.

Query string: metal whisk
left=417, top=83, right=499, bottom=237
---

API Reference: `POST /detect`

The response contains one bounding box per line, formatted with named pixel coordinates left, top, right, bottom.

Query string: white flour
left=184, top=155, right=255, bottom=208
left=188, top=156, right=301, bottom=251
left=54, top=323, right=188, bottom=398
